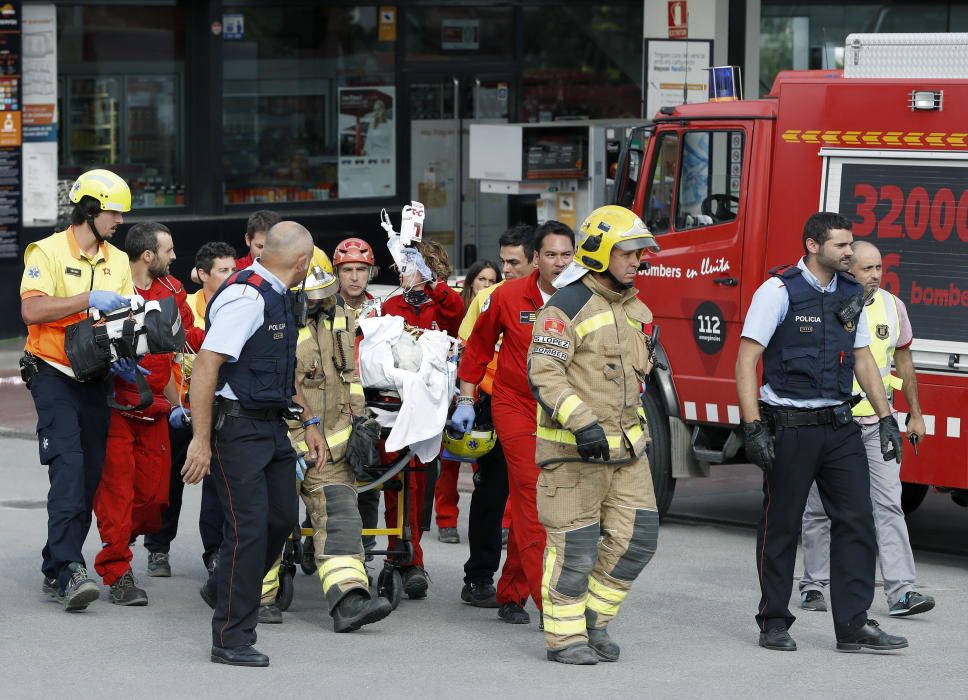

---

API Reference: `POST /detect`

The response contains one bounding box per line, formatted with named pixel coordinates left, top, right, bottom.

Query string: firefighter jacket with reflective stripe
left=852, top=288, right=903, bottom=417
left=528, top=274, right=653, bottom=467
left=287, top=298, right=364, bottom=464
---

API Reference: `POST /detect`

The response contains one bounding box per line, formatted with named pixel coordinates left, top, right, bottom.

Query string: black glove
left=742, top=420, right=775, bottom=472
left=574, top=422, right=610, bottom=462
left=879, top=414, right=902, bottom=463
left=346, top=415, right=382, bottom=479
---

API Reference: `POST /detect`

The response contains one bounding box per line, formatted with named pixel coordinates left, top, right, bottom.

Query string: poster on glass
left=338, top=86, right=395, bottom=199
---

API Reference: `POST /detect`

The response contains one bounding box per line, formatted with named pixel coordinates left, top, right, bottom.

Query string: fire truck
left=613, top=34, right=968, bottom=516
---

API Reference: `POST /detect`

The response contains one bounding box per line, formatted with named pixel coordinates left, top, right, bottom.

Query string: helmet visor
left=615, top=235, right=661, bottom=253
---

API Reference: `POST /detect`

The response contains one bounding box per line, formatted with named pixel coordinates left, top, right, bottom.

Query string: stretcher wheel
left=300, top=536, right=317, bottom=575
left=276, top=569, right=295, bottom=612
left=377, top=566, right=403, bottom=611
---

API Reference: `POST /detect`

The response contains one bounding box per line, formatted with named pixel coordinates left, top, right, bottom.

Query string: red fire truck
left=614, top=42, right=968, bottom=516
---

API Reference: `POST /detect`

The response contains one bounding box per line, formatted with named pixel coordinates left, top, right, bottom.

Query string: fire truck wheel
left=900, top=482, right=929, bottom=514
left=643, top=389, right=675, bottom=518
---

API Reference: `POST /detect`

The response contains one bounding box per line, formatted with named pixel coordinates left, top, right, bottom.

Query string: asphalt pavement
left=2, top=430, right=967, bottom=699
left=1, top=336, right=966, bottom=697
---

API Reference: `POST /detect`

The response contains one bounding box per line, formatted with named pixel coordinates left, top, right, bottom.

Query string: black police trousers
left=145, top=422, right=224, bottom=566
left=31, top=364, right=111, bottom=589
left=463, top=436, right=509, bottom=586
left=755, top=420, right=876, bottom=639
left=210, top=413, right=297, bottom=650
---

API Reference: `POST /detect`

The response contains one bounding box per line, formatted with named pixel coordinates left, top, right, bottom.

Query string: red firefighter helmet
left=333, top=237, right=376, bottom=267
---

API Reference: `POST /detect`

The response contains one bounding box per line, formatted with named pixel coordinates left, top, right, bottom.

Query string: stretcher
left=273, top=390, right=434, bottom=612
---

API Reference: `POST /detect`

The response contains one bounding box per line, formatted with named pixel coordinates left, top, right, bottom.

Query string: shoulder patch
left=545, top=282, right=593, bottom=320
left=481, top=295, right=491, bottom=313
left=27, top=266, right=41, bottom=279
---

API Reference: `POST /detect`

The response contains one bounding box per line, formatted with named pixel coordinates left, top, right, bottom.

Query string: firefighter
left=21, top=168, right=134, bottom=611
left=144, top=241, right=237, bottom=577
left=454, top=222, right=574, bottom=625
left=799, top=239, right=934, bottom=617
left=736, top=212, right=907, bottom=654
left=525, top=206, right=659, bottom=665
left=258, top=262, right=392, bottom=631
left=456, top=224, right=534, bottom=607
left=181, top=221, right=320, bottom=667
left=334, top=236, right=377, bottom=317
left=379, top=239, right=465, bottom=598
left=93, top=222, right=205, bottom=604
left=332, top=236, right=381, bottom=565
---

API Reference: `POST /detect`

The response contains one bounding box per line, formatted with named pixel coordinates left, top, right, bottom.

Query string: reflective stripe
left=557, top=394, right=583, bottom=425
left=588, top=576, right=626, bottom=603
left=349, top=383, right=364, bottom=397
left=574, top=311, right=613, bottom=338
left=626, top=423, right=644, bottom=446
left=536, top=425, right=622, bottom=449
left=318, top=557, right=367, bottom=589
left=853, top=290, right=900, bottom=417
left=327, top=424, right=353, bottom=448
left=544, top=616, right=589, bottom=636
left=333, top=316, right=347, bottom=330
left=541, top=547, right=589, bottom=635
left=261, top=564, right=281, bottom=597
left=626, top=315, right=640, bottom=330
left=637, top=407, right=646, bottom=422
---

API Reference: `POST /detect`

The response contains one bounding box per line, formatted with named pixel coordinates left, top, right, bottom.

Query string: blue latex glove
left=169, top=406, right=190, bottom=429
left=450, top=404, right=476, bottom=436
left=295, top=455, right=308, bottom=481
left=401, top=247, right=434, bottom=282
left=110, top=358, right=151, bottom=385
left=89, top=290, right=128, bottom=314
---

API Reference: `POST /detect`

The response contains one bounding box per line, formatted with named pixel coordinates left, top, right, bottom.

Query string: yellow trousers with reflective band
left=537, top=452, right=659, bottom=650
left=261, top=455, right=369, bottom=611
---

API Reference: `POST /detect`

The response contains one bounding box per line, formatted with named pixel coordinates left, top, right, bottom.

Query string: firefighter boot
left=546, top=644, right=599, bottom=665
left=585, top=609, right=619, bottom=662
left=332, top=589, right=392, bottom=633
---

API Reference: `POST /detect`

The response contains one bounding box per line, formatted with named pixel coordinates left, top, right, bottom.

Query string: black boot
left=836, top=619, right=908, bottom=653
left=758, top=627, right=797, bottom=651
left=332, top=589, right=392, bottom=633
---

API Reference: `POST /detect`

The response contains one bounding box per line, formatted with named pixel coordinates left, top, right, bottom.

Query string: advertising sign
left=643, top=39, right=711, bottom=121
left=338, top=86, right=396, bottom=199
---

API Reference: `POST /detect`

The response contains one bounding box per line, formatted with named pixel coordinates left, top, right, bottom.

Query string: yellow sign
left=379, top=6, right=396, bottom=42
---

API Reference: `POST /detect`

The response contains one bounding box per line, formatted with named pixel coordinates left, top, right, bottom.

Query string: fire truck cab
left=616, top=34, right=968, bottom=516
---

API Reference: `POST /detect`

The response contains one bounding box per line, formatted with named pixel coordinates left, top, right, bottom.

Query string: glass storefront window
left=405, top=6, right=513, bottom=62
left=57, top=5, right=185, bottom=208
left=222, top=6, right=394, bottom=205
left=522, top=5, right=642, bottom=121
left=759, top=3, right=953, bottom=96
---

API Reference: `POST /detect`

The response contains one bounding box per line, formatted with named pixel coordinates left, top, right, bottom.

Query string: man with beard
left=93, top=222, right=205, bottom=605
left=736, top=212, right=908, bottom=653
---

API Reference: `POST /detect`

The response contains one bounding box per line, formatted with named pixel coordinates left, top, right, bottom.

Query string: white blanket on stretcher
left=358, top=315, right=455, bottom=462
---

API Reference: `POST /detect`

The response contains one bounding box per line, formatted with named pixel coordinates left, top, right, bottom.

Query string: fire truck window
left=645, top=133, right=679, bottom=234
left=675, top=131, right=743, bottom=231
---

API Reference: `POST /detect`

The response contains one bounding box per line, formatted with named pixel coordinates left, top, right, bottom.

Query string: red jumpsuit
left=235, top=253, right=254, bottom=270
left=458, top=269, right=546, bottom=609
left=93, top=275, right=204, bottom=585
left=380, top=282, right=464, bottom=567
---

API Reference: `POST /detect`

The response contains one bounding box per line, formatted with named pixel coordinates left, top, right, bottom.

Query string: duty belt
left=760, top=401, right=852, bottom=428
left=216, top=398, right=284, bottom=421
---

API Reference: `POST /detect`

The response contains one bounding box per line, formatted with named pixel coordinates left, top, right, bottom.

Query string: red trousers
left=384, top=456, right=428, bottom=569
left=94, top=411, right=170, bottom=585
left=493, top=396, right=545, bottom=609
left=434, top=458, right=461, bottom=528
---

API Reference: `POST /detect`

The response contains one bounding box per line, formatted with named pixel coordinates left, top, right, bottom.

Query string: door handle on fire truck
left=713, top=277, right=739, bottom=286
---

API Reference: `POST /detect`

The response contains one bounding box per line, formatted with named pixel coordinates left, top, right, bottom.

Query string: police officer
left=527, top=206, right=660, bottom=665
left=20, top=169, right=134, bottom=611
left=181, top=221, right=321, bottom=667
left=799, top=239, right=935, bottom=617
left=735, top=212, right=907, bottom=653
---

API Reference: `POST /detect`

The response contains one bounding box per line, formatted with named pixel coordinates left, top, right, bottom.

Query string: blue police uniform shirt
left=741, top=257, right=870, bottom=408
left=201, top=259, right=288, bottom=400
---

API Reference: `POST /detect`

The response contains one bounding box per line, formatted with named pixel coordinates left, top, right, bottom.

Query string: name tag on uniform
left=799, top=326, right=813, bottom=333
left=273, top=332, right=284, bottom=340
left=519, top=310, right=536, bottom=324
left=65, top=267, right=82, bottom=277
